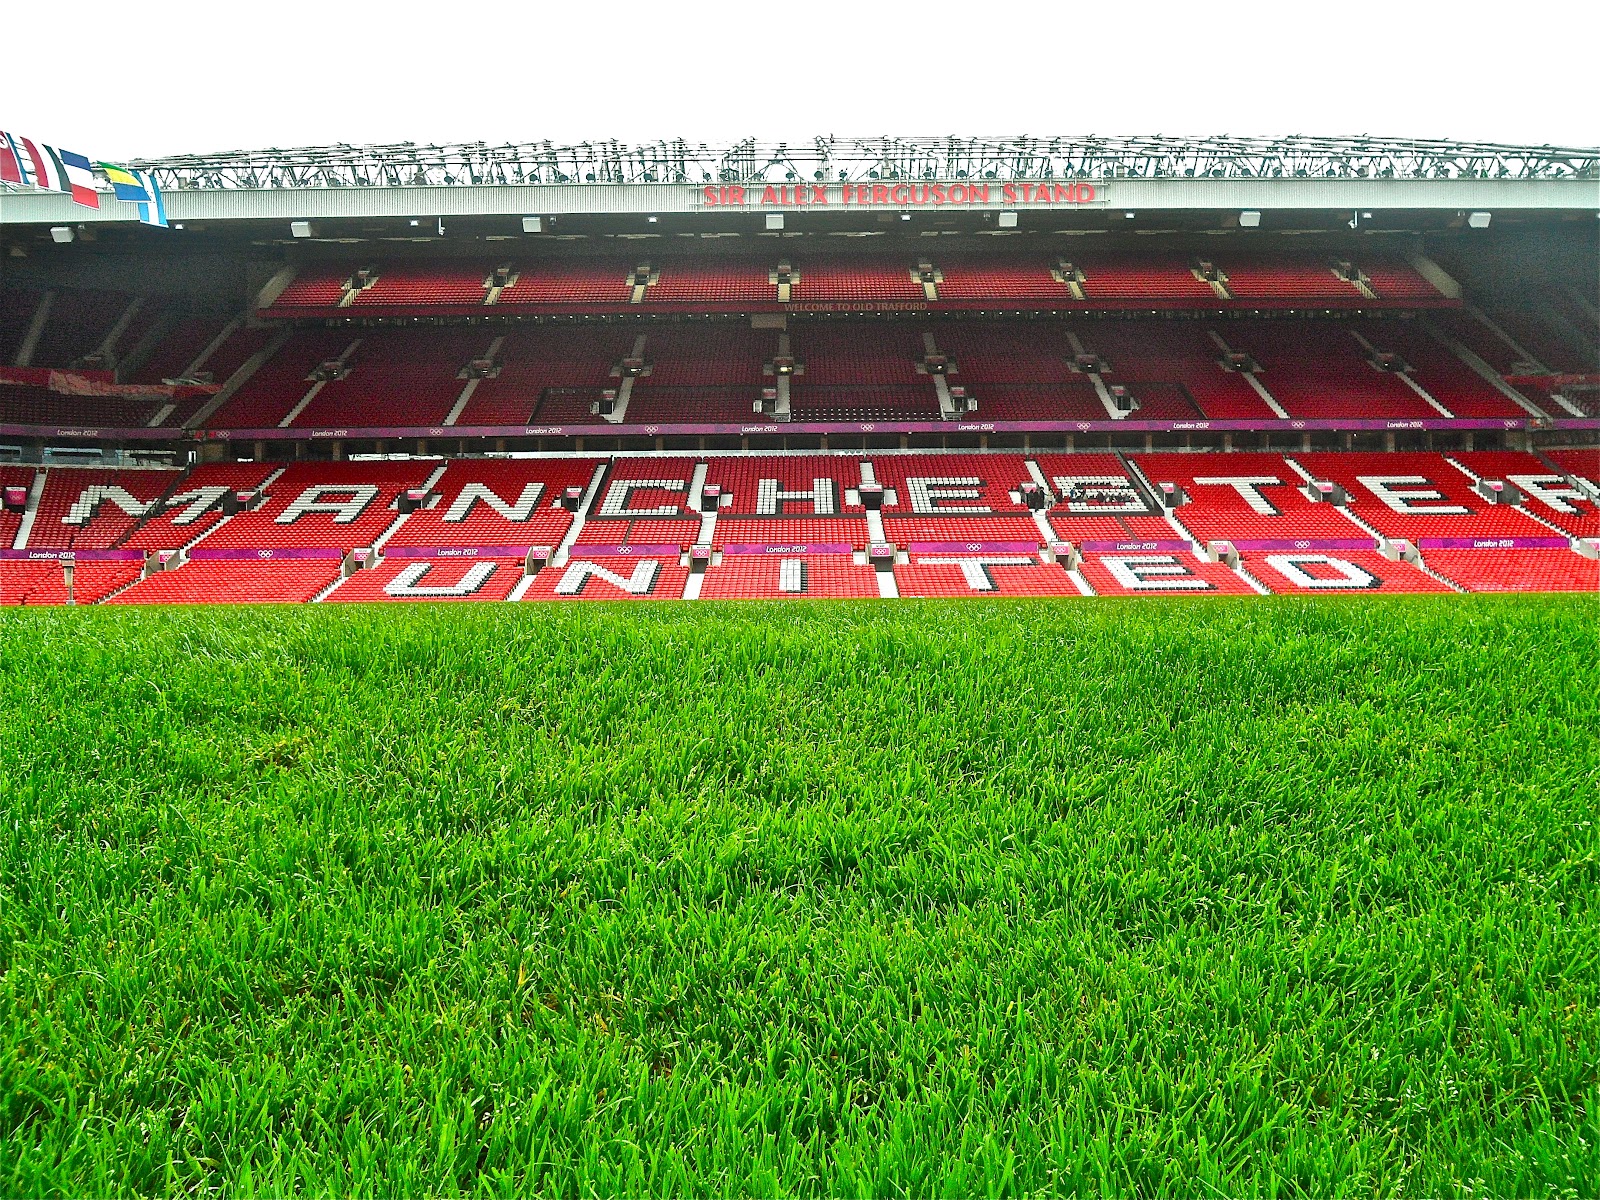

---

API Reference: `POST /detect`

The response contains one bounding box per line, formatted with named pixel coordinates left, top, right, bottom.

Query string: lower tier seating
left=1422, top=550, right=1599, bottom=593
left=0, top=561, right=141, bottom=605
left=1076, top=552, right=1259, bottom=595
left=519, top=556, right=690, bottom=600
left=1241, top=550, right=1453, bottom=594
left=107, top=560, right=342, bottom=604
left=895, top=557, right=1080, bottom=597
left=326, top=557, right=526, bottom=602
left=700, top=555, right=881, bottom=599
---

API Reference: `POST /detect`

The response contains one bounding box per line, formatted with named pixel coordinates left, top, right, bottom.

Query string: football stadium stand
left=1, top=134, right=1594, bottom=602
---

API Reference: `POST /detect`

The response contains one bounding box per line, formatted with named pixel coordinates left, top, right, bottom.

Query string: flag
left=0, top=135, right=22, bottom=186
left=54, top=148, right=100, bottom=208
left=131, top=168, right=167, bottom=227
left=12, top=135, right=51, bottom=189
left=99, top=162, right=150, bottom=202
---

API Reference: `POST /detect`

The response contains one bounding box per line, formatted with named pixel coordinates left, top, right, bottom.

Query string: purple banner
left=1226, top=538, right=1378, bottom=552
left=720, top=542, right=855, bottom=556
left=188, top=547, right=346, bottom=560
left=0, top=548, right=144, bottom=562
left=568, top=543, right=682, bottom=557
left=199, top=415, right=1546, bottom=441
left=1078, top=539, right=1194, bottom=553
left=11, top=417, right=1600, bottom=443
left=1418, top=536, right=1572, bottom=550
left=908, top=541, right=1042, bottom=554
left=0, top=424, right=188, bottom=441
left=383, top=544, right=543, bottom=559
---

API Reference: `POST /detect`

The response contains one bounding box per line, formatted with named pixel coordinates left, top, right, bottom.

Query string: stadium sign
left=700, top=182, right=1101, bottom=208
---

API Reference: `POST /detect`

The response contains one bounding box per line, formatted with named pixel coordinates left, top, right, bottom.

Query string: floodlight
left=766, top=213, right=784, bottom=230
left=997, top=211, right=1018, bottom=228
left=1468, top=211, right=1491, bottom=228
left=521, top=216, right=542, bottom=233
left=290, top=220, right=313, bottom=238
left=50, top=226, right=73, bottom=243
left=1239, top=210, right=1261, bottom=227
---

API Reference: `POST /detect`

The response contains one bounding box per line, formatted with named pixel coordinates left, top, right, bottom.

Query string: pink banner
left=720, top=542, right=855, bottom=556
left=567, top=544, right=682, bottom=557
left=907, top=541, right=1041, bottom=554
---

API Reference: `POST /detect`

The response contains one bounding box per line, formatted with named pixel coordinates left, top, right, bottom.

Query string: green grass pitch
left=1, top=597, right=1597, bottom=1196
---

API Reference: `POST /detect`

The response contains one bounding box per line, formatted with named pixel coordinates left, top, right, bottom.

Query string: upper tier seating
left=1075, top=256, right=1217, bottom=302
left=0, top=386, right=173, bottom=429
left=288, top=328, right=490, bottom=428
left=646, top=261, right=773, bottom=304
left=255, top=251, right=1458, bottom=316
left=188, top=461, right=433, bottom=550
left=23, top=467, right=182, bottom=550
left=1225, top=323, right=1438, bottom=420
left=272, top=268, right=348, bottom=309
left=1081, top=323, right=1276, bottom=419
left=1353, top=320, right=1526, bottom=418
left=351, top=264, right=493, bottom=308
left=208, top=329, right=359, bottom=428
left=1218, top=253, right=1367, bottom=302
left=789, top=257, right=924, bottom=303
left=1291, top=452, right=1564, bottom=540
left=498, top=262, right=634, bottom=307
left=325, top=556, right=526, bottom=602
left=108, top=559, right=342, bottom=604
left=129, top=315, right=230, bottom=384
left=29, top=289, right=131, bottom=367
left=388, top=459, right=601, bottom=548
left=460, top=327, right=638, bottom=425
left=785, top=325, right=939, bottom=420
left=626, top=326, right=772, bottom=423
left=933, top=258, right=1070, bottom=302
left=0, top=288, right=43, bottom=363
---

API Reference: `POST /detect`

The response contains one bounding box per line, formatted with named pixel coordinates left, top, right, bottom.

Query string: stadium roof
left=131, top=135, right=1600, bottom=190
left=3, top=135, right=1596, bottom=230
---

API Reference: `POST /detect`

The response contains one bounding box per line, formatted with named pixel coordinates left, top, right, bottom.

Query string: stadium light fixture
left=1239, top=210, right=1261, bottom=227
left=522, top=216, right=543, bottom=233
left=1123, top=211, right=1136, bottom=219
left=997, top=211, right=1018, bottom=228
left=290, top=220, right=313, bottom=238
left=50, top=226, right=73, bottom=243
left=409, top=219, right=421, bottom=226
left=900, top=212, right=911, bottom=220
left=647, top=215, right=658, bottom=223
left=766, top=213, right=785, bottom=230
left=1468, top=211, right=1492, bottom=228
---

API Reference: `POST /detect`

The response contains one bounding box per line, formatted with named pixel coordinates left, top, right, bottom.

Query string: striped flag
left=131, top=168, right=167, bottom=227
left=0, top=134, right=23, bottom=186
left=0, top=135, right=99, bottom=206
left=99, top=162, right=150, bottom=202
left=11, top=134, right=50, bottom=189
left=55, top=148, right=100, bottom=208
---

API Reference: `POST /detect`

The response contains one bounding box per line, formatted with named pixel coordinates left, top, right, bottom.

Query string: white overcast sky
left=7, top=0, right=1597, bottom=160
